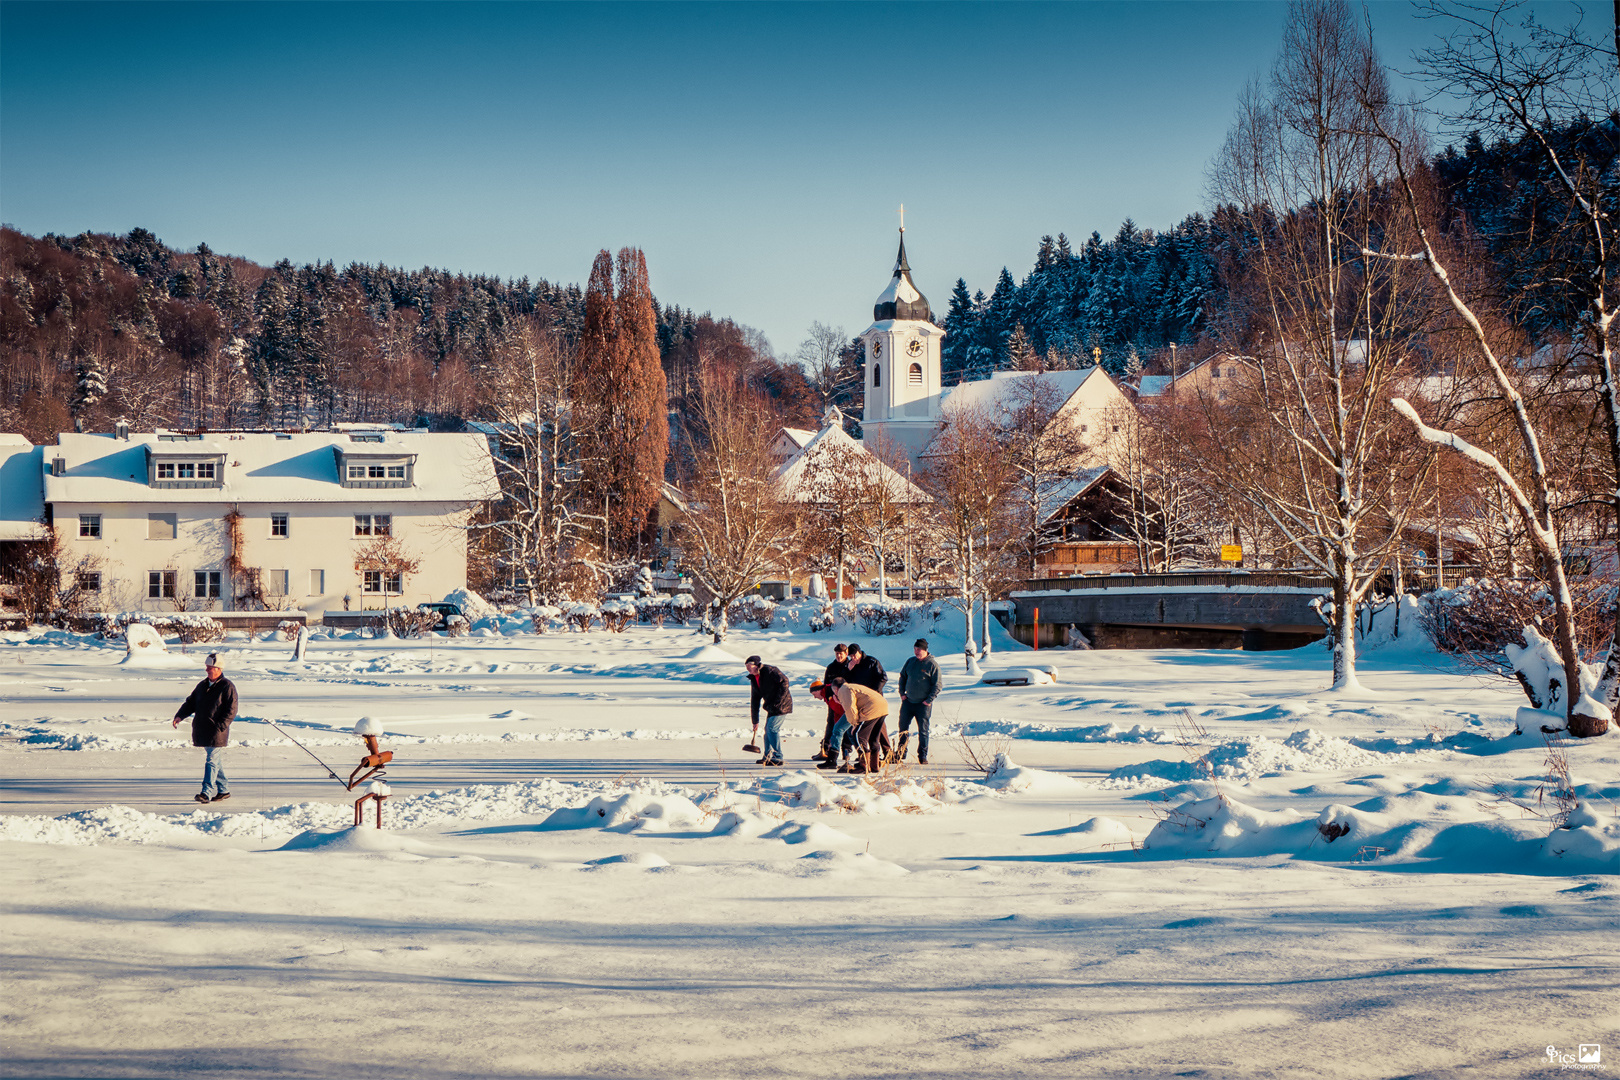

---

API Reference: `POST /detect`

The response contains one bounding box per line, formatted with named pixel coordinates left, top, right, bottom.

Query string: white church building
left=856, top=227, right=1135, bottom=471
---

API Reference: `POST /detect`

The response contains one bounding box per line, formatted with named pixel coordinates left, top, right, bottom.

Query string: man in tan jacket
left=827, top=677, right=888, bottom=774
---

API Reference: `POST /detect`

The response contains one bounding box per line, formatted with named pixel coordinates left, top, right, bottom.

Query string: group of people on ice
left=744, top=638, right=942, bottom=771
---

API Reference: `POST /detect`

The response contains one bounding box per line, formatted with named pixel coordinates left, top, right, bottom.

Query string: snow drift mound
left=539, top=790, right=707, bottom=832
left=1109, top=729, right=1422, bottom=785
left=1142, top=790, right=1620, bottom=873
left=981, top=753, right=1089, bottom=794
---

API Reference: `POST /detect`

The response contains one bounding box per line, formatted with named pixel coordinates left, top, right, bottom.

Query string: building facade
left=39, top=428, right=496, bottom=617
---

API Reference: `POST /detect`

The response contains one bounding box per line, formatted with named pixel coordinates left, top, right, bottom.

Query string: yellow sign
left=1220, top=545, right=1243, bottom=563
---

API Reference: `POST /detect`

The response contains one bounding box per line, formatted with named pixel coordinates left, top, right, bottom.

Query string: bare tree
left=921, top=407, right=1018, bottom=666
left=1400, top=0, right=1619, bottom=725
left=473, top=322, right=585, bottom=605
left=794, top=322, right=860, bottom=408
left=1205, top=0, right=1434, bottom=689
left=675, top=359, right=799, bottom=641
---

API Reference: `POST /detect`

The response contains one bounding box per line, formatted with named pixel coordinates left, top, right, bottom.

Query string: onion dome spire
left=873, top=210, right=930, bottom=322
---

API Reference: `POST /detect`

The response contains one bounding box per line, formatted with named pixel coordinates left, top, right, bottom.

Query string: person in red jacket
left=171, top=652, right=238, bottom=804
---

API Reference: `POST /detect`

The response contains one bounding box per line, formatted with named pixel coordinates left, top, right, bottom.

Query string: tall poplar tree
left=573, top=247, right=669, bottom=556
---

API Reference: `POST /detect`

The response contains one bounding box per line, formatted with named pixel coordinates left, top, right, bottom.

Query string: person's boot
left=895, top=732, right=910, bottom=762
left=817, top=757, right=839, bottom=770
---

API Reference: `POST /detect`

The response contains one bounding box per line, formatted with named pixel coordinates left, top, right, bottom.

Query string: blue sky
left=0, top=1, right=1552, bottom=357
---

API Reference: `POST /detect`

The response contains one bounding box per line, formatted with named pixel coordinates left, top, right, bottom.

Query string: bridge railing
left=1013, top=569, right=1332, bottom=593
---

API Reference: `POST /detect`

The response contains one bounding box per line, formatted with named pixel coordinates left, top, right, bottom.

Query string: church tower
left=859, top=222, right=943, bottom=469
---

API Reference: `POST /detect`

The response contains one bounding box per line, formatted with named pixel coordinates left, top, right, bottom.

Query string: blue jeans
left=899, top=700, right=932, bottom=760
left=202, top=746, right=229, bottom=797
left=828, top=717, right=855, bottom=760
left=763, top=714, right=786, bottom=763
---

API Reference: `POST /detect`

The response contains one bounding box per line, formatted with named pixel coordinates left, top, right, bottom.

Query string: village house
left=13, top=426, right=496, bottom=618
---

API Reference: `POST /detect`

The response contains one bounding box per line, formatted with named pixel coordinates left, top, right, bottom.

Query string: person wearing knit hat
left=171, top=652, right=238, bottom=803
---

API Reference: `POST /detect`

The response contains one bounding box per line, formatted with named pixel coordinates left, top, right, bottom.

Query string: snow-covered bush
left=564, top=602, right=599, bottom=632
left=670, top=593, right=696, bottom=625
left=99, top=612, right=227, bottom=644
left=277, top=620, right=302, bottom=641
left=808, top=602, right=835, bottom=633
left=600, top=599, right=635, bottom=633
left=726, top=594, right=776, bottom=630
left=1419, top=577, right=1614, bottom=677
left=856, top=601, right=910, bottom=636
left=445, top=615, right=470, bottom=637
left=376, top=607, right=439, bottom=639
left=527, top=605, right=562, bottom=634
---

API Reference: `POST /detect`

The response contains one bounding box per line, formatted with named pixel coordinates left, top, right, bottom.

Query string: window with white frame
left=354, top=514, right=392, bottom=537
left=266, top=570, right=289, bottom=596
left=194, top=571, right=222, bottom=599
left=157, top=463, right=175, bottom=479
left=76, top=571, right=101, bottom=592
left=362, top=569, right=403, bottom=594
left=270, top=512, right=288, bottom=537
left=309, top=569, right=325, bottom=595
left=148, top=513, right=176, bottom=540
left=78, top=514, right=101, bottom=539
left=148, top=570, right=176, bottom=599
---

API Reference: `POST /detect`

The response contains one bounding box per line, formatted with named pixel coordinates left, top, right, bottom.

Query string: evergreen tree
left=1007, top=322, right=1040, bottom=371
left=940, top=278, right=975, bottom=384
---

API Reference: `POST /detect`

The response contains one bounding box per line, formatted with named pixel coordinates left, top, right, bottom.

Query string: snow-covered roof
left=0, top=436, right=48, bottom=541
left=1040, top=466, right=1113, bottom=523
left=940, top=367, right=1110, bottom=418
left=1137, top=375, right=1172, bottom=398
left=659, top=482, right=689, bottom=513
left=43, top=430, right=498, bottom=505
left=778, top=427, right=816, bottom=450
left=776, top=421, right=929, bottom=504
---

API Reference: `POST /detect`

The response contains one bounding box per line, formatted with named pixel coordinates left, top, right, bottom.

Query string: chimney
left=51, top=457, right=65, bottom=477
left=114, top=420, right=130, bottom=441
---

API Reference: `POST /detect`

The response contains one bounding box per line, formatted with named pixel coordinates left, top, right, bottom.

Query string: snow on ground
left=2, top=617, right=1617, bottom=1079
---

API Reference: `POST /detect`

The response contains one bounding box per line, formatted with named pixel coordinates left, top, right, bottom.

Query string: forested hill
left=940, top=114, right=1617, bottom=382
left=0, top=227, right=822, bottom=442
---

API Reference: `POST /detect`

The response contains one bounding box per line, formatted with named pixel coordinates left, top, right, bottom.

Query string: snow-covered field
left=2, top=615, right=1616, bottom=1079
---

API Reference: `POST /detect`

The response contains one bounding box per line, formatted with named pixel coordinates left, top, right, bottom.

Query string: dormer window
left=337, top=448, right=415, bottom=488
left=149, top=449, right=225, bottom=489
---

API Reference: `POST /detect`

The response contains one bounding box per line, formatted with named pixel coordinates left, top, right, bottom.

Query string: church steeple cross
left=899, top=203, right=905, bottom=233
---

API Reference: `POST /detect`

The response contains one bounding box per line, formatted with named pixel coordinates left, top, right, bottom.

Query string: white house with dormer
left=34, top=427, right=496, bottom=616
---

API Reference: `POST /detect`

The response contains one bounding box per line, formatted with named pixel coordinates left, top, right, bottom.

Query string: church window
left=873, top=364, right=881, bottom=387
left=908, top=363, right=922, bottom=385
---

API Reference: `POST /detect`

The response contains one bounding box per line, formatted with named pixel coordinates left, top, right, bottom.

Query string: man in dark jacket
left=897, top=638, right=942, bottom=764
left=815, top=644, right=852, bottom=760
left=171, top=652, right=238, bottom=803
left=846, top=644, right=886, bottom=692
left=745, top=655, right=793, bottom=766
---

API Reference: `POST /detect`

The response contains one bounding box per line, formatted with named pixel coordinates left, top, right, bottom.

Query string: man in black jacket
left=171, top=652, right=239, bottom=804
left=815, top=644, right=852, bottom=761
left=846, top=644, right=886, bottom=692
left=745, top=655, right=793, bottom=766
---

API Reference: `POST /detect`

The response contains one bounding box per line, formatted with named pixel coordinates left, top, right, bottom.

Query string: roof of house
left=0, top=436, right=48, bottom=541
left=939, top=366, right=1115, bottom=418
left=43, top=430, right=498, bottom=505
left=776, top=420, right=929, bottom=504
left=1137, top=375, right=1173, bottom=397
left=1040, top=465, right=1114, bottom=524
left=777, top=427, right=817, bottom=450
